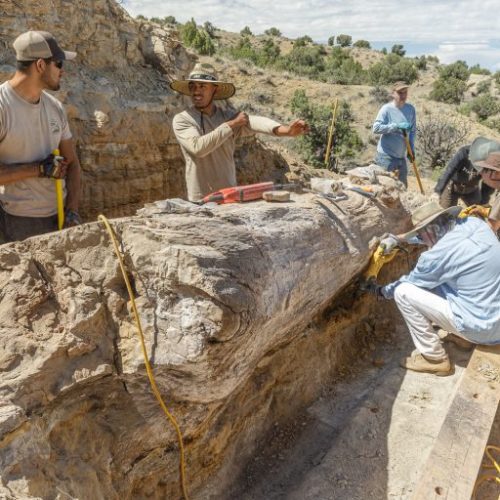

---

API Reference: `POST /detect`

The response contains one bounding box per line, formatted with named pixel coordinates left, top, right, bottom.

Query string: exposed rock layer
left=0, top=191, right=410, bottom=498
left=0, top=0, right=289, bottom=221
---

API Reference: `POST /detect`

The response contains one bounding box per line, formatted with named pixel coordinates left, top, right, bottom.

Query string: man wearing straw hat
left=170, top=63, right=309, bottom=202
left=369, top=200, right=500, bottom=375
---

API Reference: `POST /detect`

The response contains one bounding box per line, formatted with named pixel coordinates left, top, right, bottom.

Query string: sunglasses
left=53, top=60, right=63, bottom=69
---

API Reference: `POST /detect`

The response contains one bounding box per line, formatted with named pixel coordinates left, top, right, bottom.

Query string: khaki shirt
left=0, top=81, right=72, bottom=217
left=172, top=106, right=281, bottom=201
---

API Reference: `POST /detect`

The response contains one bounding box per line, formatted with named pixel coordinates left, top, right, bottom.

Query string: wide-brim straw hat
left=402, top=201, right=462, bottom=238
left=170, top=62, right=235, bottom=100
left=469, top=136, right=500, bottom=171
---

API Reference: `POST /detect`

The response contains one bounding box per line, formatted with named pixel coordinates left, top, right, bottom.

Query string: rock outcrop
left=0, top=0, right=289, bottom=222
left=0, top=190, right=411, bottom=499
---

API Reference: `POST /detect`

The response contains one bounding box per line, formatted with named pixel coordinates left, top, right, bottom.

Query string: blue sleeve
left=408, top=105, right=416, bottom=152
left=372, top=106, right=397, bottom=135
left=381, top=245, right=448, bottom=299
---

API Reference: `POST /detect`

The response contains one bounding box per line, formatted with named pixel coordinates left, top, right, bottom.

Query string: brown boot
left=400, top=351, right=452, bottom=376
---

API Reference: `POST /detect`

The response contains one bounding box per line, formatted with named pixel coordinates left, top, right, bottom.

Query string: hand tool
left=403, top=131, right=425, bottom=195
left=201, top=182, right=298, bottom=204
left=53, top=148, right=65, bottom=230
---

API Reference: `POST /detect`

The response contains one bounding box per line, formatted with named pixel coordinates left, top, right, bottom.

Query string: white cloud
left=122, top=0, right=500, bottom=69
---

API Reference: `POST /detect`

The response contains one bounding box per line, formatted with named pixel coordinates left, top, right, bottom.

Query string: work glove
left=396, top=121, right=411, bottom=131
left=39, top=154, right=66, bottom=179
left=63, top=209, right=82, bottom=228
left=379, top=233, right=400, bottom=254
left=458, top=204, right=490, bottom=220
left=363, top=281, right=386, bottom=299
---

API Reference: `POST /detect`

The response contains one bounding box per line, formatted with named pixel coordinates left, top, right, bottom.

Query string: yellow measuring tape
left=98, top=214, right=189, bottom=499
left=472, top=445, right=500, bottom=499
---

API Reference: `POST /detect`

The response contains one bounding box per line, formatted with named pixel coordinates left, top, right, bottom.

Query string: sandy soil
left=225, top=322, right=484, bottom=499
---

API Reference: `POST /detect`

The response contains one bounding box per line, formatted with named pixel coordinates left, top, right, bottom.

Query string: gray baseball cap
left=13, top=31, right=76, bottom=62
left=469, top=136, right=500, bottom=171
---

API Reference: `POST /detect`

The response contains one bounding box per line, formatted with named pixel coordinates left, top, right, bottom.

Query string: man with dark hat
left=476, top=151, right=500, bottom=192
left=435, top=136, right=499, bottom=208
left=170, top=63, right=308, bottom=202
left=370, top=200, right=500, bottom=375
left=0, top=30, right=82, bottom=242
left=372, top=81, right=416, bottom=187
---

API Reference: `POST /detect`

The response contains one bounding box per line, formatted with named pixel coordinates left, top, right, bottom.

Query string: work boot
left=400, top=350, right=452, bottom=376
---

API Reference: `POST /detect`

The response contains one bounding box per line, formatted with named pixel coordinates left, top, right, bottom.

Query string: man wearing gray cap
left=0, top=31, right=82, bottom=242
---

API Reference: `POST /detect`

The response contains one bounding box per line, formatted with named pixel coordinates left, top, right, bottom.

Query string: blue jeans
left=374, top=152, right=408, bottom=187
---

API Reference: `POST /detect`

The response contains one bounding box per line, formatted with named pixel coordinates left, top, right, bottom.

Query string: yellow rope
left=97, top=214, right=189, bottom=499
left=472, top=445, right=500, bottom=499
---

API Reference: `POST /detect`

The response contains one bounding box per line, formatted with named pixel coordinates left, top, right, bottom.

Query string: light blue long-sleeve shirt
left=372, top=102, right=416, bottom=159
left=382, top=217, right=500, bottom=344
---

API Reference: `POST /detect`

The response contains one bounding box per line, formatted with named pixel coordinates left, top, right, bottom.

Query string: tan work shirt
left=0, top=81, right=72, bottom=217
left=172, top=105, right=281, bottom=201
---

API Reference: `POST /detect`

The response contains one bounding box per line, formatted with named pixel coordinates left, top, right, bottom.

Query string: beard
left=41, top=71, right=60, bottom=91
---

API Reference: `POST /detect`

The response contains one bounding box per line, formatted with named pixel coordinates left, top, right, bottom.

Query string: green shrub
left=429, top=61, right=470, bottom=104
left=391, top=44, right=405, bottom=57
left=430, top=78, right=468, bottom=104
left=367, top=55, right=418, bottom=85
left=289, top=90, right=362, bottom=167
left=470, top=64, right=491, bottom=75
left=336, top=34, right=352, bottom=47
left=370, top=86, right=391, bottom=104
left=277, top=45, right=325, bottom=77
left=353, top=39, right=371, bottom=49
left=181, top=19, right=216, bottom=55
left=264, top=27, right=281, bottom=37
left=240, top=26, right=252, bottom=36
left=414, top=55, right=427, bottom=70
left=203, top=21, right=216, bottom=38
left=476, top=80, right=491, bottom=94
left=439, top=60, right=470, bottom=81
left=327, top=36, right=335, bottom=46
left=164, top=16, right=177, bottom=24
left=469, top=94, right=500, bottom=120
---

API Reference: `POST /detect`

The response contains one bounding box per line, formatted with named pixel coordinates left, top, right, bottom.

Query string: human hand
left=379, top=233, right=400, bottom=254
left=397, top=121, right=411, bottom=131
left=227, top=111, right=249, bottom=129
left=63, top=209, right=82, bottom=228
left=286, top=119, right=309, bottom=136
left=39, top=154, right=68, bottom=179
left=361, top=280, right=385, bottom=298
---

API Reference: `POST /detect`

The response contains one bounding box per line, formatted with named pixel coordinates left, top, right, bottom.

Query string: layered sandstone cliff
left=0, top=0, right=288, bottom=221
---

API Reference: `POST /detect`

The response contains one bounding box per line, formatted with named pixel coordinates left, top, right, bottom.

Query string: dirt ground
left=226, top=321, right=499, bottom=499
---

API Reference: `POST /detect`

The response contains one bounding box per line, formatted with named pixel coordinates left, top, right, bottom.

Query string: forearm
left=372, top=121, right=397, bottom=135
left=65, top=160, right=81, bottom=211
left=0, top=162, right=39, bottom=185
left=175, top=123, right=233, bottom=157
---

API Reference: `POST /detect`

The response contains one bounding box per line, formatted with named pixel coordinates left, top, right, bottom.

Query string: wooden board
left=411, top=345, right=500, bottom=500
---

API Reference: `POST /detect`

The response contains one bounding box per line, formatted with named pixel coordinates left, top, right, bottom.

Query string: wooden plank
left=411, top=345, right=500, bottom=500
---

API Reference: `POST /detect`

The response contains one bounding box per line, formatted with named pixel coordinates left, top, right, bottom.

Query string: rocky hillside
left=179, top=23, right=500, bottom=170
left=0, top=1, right=291, bottom=221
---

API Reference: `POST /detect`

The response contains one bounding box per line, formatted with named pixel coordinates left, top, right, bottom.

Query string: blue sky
left=122, top=0, right=500, bottom=71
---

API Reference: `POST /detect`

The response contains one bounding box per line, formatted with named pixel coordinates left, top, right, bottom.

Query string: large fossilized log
left=0, top=192, right=410, bottom=499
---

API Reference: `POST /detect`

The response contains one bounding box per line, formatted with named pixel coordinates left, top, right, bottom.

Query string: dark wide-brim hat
left=469, top=136, right=500, bottom=171
left=475, top=151, right=500, bottom=172
left=402, top=201, right=462, bottom=238
left=170, top=63, right=235, bottom=100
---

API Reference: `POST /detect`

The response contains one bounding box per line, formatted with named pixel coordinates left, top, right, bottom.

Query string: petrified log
left=0, top=191, right=410, bottom=499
